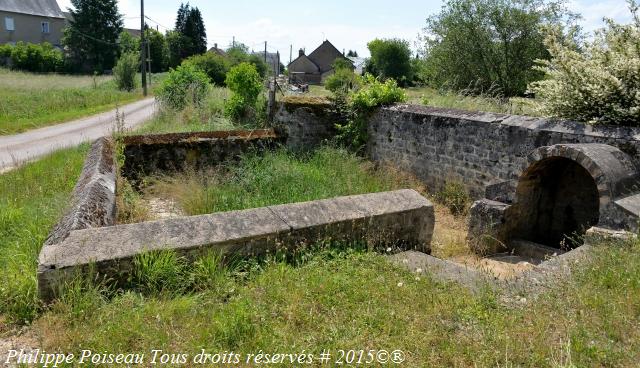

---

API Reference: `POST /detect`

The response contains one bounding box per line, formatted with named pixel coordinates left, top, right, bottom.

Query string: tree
left=63, top=0, right=123, bottom=72
left=225, top=63, right=264, bottom=121
left=146, top=29, right=169, bottom=72
left=172, top=3, right=207, bottom=61
left=347, top=50, right=359, bottom=57
left=183, top=52, right=230, bottom=85
left=366, top=39, right=413, bottom=86
left=166, top=30, right=185, bottom=68
left=226, top=43, right=269, bottom=78
left=119, top=31, right=139, bottom=55
left=421, top=0, right=577, bottom=96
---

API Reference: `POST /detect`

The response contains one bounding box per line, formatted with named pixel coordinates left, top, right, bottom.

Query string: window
left=41, top=21, right=49, bottom=34
left=5, top=17, right=14, bottom=31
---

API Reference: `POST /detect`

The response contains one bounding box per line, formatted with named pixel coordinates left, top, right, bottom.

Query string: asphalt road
left=0, top=98, right=157, bottom=173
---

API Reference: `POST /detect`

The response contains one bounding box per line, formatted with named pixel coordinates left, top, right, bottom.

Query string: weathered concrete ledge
left=38, top=189, right=434, bottom=301
left=44, top=137, right=117, bottom=246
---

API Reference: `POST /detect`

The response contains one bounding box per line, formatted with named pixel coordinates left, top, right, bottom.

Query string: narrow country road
left=0, top=98, right=157, bottom=172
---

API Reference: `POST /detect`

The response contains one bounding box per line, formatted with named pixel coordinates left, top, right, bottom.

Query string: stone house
left=0, top=0, right=66, bottom=48
left=288, top=40, right=352, bottom=84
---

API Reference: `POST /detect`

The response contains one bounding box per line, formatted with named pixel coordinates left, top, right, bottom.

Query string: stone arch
left=513, top=144, right=640, bottom=248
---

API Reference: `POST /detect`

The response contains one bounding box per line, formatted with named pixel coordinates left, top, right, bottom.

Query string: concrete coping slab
left=38, top=189, right=434, bottom=301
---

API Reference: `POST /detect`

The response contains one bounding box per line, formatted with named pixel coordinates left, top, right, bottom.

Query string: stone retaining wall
left=38, top=190, right=434, bottom=301
left=122, top=129, right=284, bottom=182
left=368, top=105, right=640, bottom=196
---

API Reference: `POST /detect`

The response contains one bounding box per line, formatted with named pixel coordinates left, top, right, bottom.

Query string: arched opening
left=514, top=157, right=600, bottom=249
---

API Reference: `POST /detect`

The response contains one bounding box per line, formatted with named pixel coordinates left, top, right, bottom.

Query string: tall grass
left=146, top=146, right=426, bottom=216
left=0, top=146, right=87, bottom=323
left=0, top=69, right=155, bottom=135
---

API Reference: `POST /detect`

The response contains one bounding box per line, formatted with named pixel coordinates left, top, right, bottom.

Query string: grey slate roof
left=0, top=0, right=66, bottom=18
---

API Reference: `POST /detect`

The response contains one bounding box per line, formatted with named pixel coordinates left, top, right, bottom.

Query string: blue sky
left=58, top=0, right=633, bottom=59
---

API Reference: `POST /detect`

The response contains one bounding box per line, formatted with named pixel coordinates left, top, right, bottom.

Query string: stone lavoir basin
left=37, top=100, right=640, bottom=301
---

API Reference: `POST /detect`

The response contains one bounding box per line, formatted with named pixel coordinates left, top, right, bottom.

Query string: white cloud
left=569, top=0, right=632, bottom=32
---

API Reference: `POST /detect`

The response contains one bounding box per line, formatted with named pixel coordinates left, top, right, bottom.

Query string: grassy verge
left=0, top=69, right=164, bottom=135
left=0, top=146, right=88, bottom=323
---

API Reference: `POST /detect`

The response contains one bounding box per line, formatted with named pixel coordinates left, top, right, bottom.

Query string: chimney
left=299, top=48, right=305, bottom=57
left=214, top=43, right=218, bottom=50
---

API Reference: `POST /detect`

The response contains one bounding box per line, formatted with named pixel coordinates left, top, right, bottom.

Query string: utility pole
left=289, top=44, right=292, bottom=64
left=264, top=41, right=267, bottom=63
left=140, top=0, right=147, bottom=96
left=232, top=36, right=235, bottom=48
left=147, top=39, right=152, bottom=85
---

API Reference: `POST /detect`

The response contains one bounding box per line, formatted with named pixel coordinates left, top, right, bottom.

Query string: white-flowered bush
left=530, top=1, right=640, bottom=126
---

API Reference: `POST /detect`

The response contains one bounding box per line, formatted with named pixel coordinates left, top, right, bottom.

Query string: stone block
left=467, top=199, right=512, bottom=255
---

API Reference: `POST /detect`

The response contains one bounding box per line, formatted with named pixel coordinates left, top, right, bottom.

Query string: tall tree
left=170, top=3, right=207, bottom=62
left=185, top=7, right=207, bottom=54
left=145, top=28, right=170, bottom=72
left=366, top=38, right=413, bottom=86
left=421, top=0, right=577, bottom=96
left=63, top=0, right=123, bottom=72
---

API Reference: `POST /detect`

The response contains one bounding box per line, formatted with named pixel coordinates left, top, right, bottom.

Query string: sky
left=57, top=0, right=634, bottom=61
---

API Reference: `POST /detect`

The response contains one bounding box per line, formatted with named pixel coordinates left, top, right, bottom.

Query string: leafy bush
left=6, top=42, right=63, bottom=73
left=422, top=0, right=575, bottom=97
left=183, top=52, right=230, bottom=85
left=530, top=4, right=640, bottom=125
left=335, top=74, right=407, bottom=150
left=325, top=60, right=361, bottom=93
left=224, top=62, right=263, bottom=121
left=436, top=181, right=471, bottom=216
left=156, top=63, right=210, bottom=110
left=113, top=52, right=139, bottom=91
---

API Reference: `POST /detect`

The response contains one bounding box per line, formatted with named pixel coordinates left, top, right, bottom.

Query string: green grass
left=0, top=145, right=88, bottom=323
left=0, top=69, right=163, bottom=135
left=144, top=146, right=425, bottom=216
left=32, top=239, right=640, bottom=367
left=406, top=86, right=540, bottom=115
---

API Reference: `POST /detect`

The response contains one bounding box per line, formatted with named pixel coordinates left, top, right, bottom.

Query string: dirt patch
left=145, top=197, right=185, bottom=220
left=0, top=318, right=40, bottom=367
left=452, top=254, right=536, bottom=279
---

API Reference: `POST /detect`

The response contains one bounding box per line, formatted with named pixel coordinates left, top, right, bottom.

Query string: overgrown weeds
left=435, top=181, right=471, bottom=216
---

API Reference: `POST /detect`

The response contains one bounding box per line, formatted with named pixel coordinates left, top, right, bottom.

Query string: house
left=252, top=50, right=280, bottom=74
left=207, top=43, right=227, bottom=57
left=288, top=40, right=352, bottom=84
left=0, top=0, right=66, bottom=47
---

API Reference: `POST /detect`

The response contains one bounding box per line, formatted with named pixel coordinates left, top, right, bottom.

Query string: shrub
left=325, top=60, right=362, bottom=93
left=156, top=63, right=210, bottom=110
left=436, top=181, right=471, bottom=216
left=183, top=52, right=230, bottom=85
left=335, top=74, right=407, bottom=150
left=530, top=4, right=640, bottom=125
left=113, top=52, right=139, bottom=91
left=7, top=42, right=63, bottom=73
left=224, top=62, right=263, bottom=121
